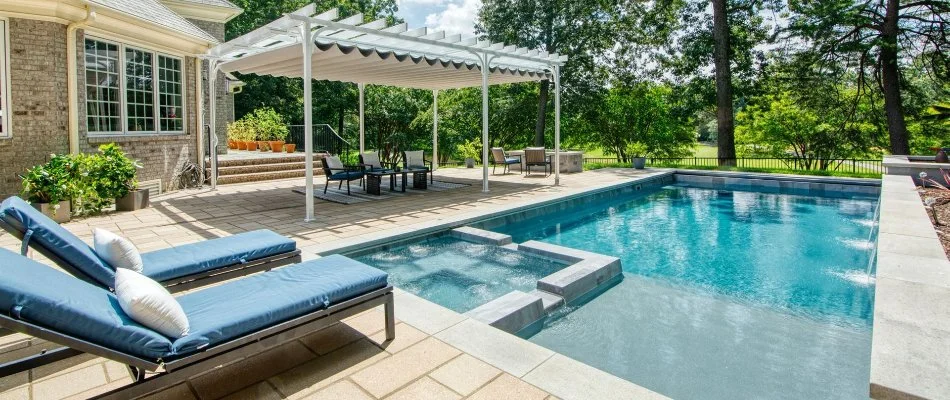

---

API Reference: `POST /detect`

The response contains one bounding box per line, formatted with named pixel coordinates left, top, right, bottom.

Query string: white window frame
left=0, top=18, right=12, bottom=139
left=84, top=36, right=186, bottom=136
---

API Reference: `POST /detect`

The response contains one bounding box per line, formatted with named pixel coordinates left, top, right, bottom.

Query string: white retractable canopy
left=205, top=4, right=567, bottom=221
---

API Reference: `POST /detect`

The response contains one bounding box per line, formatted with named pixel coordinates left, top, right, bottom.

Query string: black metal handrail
left=286, top=124, right=351, bottom=157
left=583, top=156, right=884, bottom=174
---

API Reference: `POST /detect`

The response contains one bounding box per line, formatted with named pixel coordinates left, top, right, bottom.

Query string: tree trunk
left=535, top=80, right=550, bottom=147
left=337, top=107, right=345, bottom=138
left=712, top=0, right=737, bottom=166
left=880, top=0, right=910, bottom=155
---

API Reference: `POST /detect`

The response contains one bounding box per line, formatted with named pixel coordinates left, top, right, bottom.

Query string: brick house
left=0, top=0, right=242, bottom=198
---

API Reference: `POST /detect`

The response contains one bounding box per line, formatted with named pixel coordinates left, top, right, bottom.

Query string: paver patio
left=0, top=167, right=661, bottom=400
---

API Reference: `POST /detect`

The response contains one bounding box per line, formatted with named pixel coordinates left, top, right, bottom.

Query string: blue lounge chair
left=0, top=196, right=302, bottom=293
left=0, top=249, right=394, bottom=400
left=321, top=156, right=365, bottom=195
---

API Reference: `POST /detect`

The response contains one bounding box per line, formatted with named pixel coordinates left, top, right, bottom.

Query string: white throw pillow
left=115, top=269, right=190, bottom=338
left=93, top=228, right=144, bottom=273
left=405, top=151, right=424, bottom=167
left=325, top=156, right=345, bottom=170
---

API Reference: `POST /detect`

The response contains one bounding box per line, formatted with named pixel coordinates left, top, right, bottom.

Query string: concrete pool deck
left=870, top=174, right=950, bottom=399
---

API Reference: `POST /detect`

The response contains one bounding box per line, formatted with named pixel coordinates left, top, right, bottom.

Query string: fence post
left=852, top=159, right=856, bottom=173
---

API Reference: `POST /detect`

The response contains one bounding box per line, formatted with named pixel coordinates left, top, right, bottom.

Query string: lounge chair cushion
left=0, top=196, right=115, bottom=287
left=325, top=156, right=345, bottom=170
left=505, top=158, right=521, bottom=164
left=0, top=249, right=174, bottom=359
left=361, top=152, right=382, bottom=169
left=115, top=269, right=190, bottom=338
left=141, top=230, right=297, bottom=282
left=405, top=151, right=426, bottom=169
left=170, top=255, right=388, bottom=356
left=329, top=171, right=364, bottom=180
left=93, top=228, right=144, bottom=273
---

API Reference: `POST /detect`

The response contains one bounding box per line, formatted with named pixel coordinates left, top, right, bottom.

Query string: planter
left=284, top=143, right=297, bottom=153
left=632, top=157, right=646, bottom=169
left=258, top=141, right=269, bottom=152
left=116, top=189, right=150, bottom=212
left=246, top=141, right=258, bottom=151
left=269, top=141, right=285, bottom=153
left=465, top=158, right=475, bottom=168
left=228, top=140, right=237, bottom=150
left=31, top=200, right=71, bottom=223
left=237, top=141, right=248, bottom=150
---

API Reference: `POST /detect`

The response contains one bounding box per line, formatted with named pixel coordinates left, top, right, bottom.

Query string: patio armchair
left=490, top=147, right=522, bottom=175
left=321, top=155, right=365, bottom=195
left=524, top=147, right=552, bottom=176
left=0, top=196, right=301, bottom=293
left=0, top=248, right=394, bottom=399
left=402, top=150, right=434, bottom=184
left=358, top=152, right=396, bottom=172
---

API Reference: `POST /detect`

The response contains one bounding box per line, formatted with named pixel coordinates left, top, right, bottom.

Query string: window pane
left=84, top=39, right=120, bottom=133
left=157, top=55, right=183, bottom=132
left=125, top=47, right=154, bottom=132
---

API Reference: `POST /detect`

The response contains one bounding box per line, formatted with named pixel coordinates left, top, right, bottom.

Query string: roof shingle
left=88, top=0, right=219, bottom=43
left=171, top=0, right=242, bottom=10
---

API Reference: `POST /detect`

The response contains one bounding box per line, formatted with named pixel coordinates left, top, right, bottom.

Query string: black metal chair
left=321, top=156, right=364, bottom=195
left=402, top=150, right=434, bottom=185
left=491, top=147, right=522, bottom=175
left=358, top=152, right=397, bottom=172
left=524, top=147, right=552, bottom=176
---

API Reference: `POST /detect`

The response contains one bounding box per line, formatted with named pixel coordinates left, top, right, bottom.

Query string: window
left=84, top=38, right=185, bottom=134
left=0, top=19, right=10, bottom=138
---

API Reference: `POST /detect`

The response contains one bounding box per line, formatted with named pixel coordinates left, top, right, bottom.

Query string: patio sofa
left=0, top=196, right=302, bottom=293
left=0, top=248, right=394, bottom=400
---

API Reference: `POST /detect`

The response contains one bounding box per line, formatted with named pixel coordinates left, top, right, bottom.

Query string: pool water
left=354, top=236, right=566, bottom=313
left=490, top=184, right=879, bottom=400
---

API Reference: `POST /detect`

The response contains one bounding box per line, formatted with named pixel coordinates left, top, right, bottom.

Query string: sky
left=395, top=0, right=482, bottom=37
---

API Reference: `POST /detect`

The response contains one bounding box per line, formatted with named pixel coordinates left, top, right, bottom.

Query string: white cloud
left=423, top=0, right=482, bottom=37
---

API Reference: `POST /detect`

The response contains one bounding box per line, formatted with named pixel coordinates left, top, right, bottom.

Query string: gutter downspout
left=67, top=5, right=96, bottom=154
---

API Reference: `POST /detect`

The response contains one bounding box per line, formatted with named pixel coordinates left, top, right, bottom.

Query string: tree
left=712, top=0, right=737, bottom=165
left=477, top=0, right=612, bottom=146
left=788, top=0, right=950, bottom=155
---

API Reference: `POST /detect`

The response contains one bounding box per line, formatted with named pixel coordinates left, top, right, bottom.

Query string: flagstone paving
left=0, top=167, right=662, bottom=400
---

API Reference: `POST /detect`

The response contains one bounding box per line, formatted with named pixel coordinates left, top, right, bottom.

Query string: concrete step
left=206, top=153, right=308, bottom=168
left=215, top=169, right=308, bottom=185
left=209, top=161, right=308, bottom=176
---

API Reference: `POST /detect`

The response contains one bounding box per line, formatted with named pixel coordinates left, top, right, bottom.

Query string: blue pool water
left=487, top=183, right=878, bottom=399
left=354, top=236, right=566, bottom=312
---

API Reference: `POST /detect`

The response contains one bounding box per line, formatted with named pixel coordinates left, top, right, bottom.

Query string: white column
left=358, top=82, right=365, bottom=154
left=208, top=60, right=218, bottom=190
left=432, top=89, right=439, bottom=171
left=301, top=22, right=314, bottom=222
left=553, top=64, right=561, bottom=186
left=480, top=52, right=490, bottom=193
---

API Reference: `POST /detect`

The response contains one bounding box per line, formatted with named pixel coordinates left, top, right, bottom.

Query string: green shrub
left=243, top=107, right=288, bottom=141
left=20, top=154, right=77, bottom=204
left=456, top=138, right=482, bottom=161
left=626, top=142, right=649, bottom=158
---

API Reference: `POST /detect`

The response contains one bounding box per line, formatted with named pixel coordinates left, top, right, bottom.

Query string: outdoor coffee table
left=365, top=169, right=408, bottom=195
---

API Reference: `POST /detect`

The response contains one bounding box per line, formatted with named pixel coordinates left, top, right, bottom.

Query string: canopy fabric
left=210, top=4, right=566, bottom=90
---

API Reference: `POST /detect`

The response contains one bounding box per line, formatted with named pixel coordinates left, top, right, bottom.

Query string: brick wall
left=189, top=19, right=233, bottom=156
left=76, top=30, right=200, bottom=193
left=0, top=19, right=70, bottom=198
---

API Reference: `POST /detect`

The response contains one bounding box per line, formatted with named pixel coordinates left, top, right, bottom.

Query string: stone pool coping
left=871, top=174, right=950, bottom=399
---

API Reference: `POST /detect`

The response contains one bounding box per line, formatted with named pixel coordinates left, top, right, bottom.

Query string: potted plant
left=457, top=139, right=481, bottom=168
left=284, top=143, right=297, bottom=153
left=247, top=108, right=289, bottom=153
left=627, top=142, right=648, bottom=169
left=94, top=144, right=148, bottom=211
left=226, top=121, right=242, bottom=150
left=20, top=154, right=76, bottom=223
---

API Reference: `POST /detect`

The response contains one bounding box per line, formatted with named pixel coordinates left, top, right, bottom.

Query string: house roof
left=88, top=0, right=219, bottom=43
left=172, top=0, right=242, bottom=10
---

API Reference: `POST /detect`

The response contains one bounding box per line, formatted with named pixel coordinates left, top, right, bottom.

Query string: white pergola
left=205, top=4, right=567, bottom=221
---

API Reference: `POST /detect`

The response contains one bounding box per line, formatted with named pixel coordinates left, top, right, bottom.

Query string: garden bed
left=920, top=187, right=950, bottom=259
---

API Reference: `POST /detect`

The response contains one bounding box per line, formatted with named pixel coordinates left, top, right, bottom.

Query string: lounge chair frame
left=0, top=219, right=303, bottom=294
left=0, top=285, right=395, bottom=400
left=321, top=157, right=365, bottom=195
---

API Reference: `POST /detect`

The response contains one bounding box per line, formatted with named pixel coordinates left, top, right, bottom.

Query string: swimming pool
left=480, top=182, right=879, bottom=399
left=353, top=236, right=567, bottom=313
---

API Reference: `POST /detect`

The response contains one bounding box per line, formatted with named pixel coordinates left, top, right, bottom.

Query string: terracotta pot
left=269, top=141, right=285, bottom=153
left=31, top=200, right=71, bottom=223
left=116, top=189, right=150, bottom=211
left=258, top=141, right=269, bottom=151
left=236, top=141, right=247, bottom=150
left=284, top=143, right=296, bottom=153
left=246, top=141, right=258, bottom=151
left=227, top=140, right=236, bottom=149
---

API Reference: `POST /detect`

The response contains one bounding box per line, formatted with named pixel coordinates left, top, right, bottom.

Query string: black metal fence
left=286, top=124, right=351, bottom=156
left=583, top=157, right=884, bottom=174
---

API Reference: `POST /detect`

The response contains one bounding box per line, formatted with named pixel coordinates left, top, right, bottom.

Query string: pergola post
left=208, top=60, right=219, bottom=190
left=553, top=64, right=561, bottom=186
left=432, top=89, right=439, bottom=171
left=480, top=52, right=490, bottom=193
left=358, top=82, right=365, bottom=154
left=301, top=21, right=314, bottom=222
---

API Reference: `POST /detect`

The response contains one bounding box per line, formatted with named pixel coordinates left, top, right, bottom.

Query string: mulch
left=919, top=187, right=950, bottom=259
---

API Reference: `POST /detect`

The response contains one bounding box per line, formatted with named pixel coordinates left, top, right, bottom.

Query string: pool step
left=465, top=291, right=544, bottom=334
left=519, top=240, right=622, bottom=303
left=451, top=227, right=513, bottom=245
